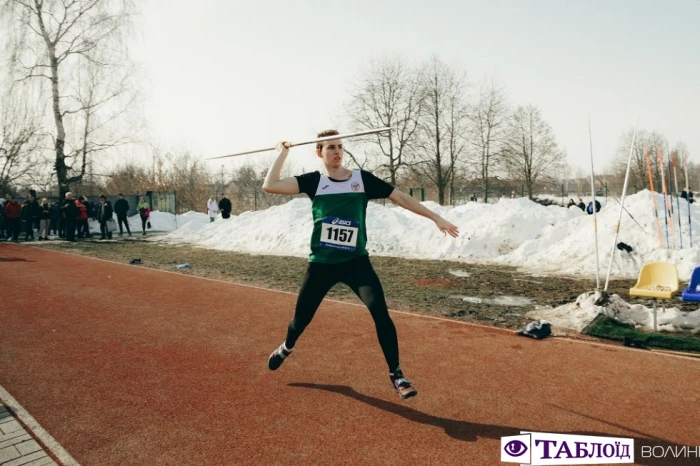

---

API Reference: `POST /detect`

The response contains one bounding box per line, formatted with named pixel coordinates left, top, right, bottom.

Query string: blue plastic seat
left=681, top=266, right=700, bottom=302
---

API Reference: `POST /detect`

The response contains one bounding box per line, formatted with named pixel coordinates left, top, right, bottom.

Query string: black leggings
left=285, top=255, right=399, bottom=372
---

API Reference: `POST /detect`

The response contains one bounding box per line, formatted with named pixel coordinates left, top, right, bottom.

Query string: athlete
left=262, top=129, right=459, bottom=399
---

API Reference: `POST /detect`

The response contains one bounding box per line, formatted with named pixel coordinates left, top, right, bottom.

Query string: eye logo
left=503, top=440, right=528, bottom=457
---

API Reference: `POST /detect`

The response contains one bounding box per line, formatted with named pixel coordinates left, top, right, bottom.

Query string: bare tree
left=157, top=150, right=211, bottom=213
left=345, top=56, right=424, bottom=184
left=466, top=78, right=508, bottom=203
left=0, top=83, right=45, bottom=193
left=444, top=76, right=470, bottom=205
left=1, top=0, right=140, bottom=198
left=104, top=162, right=151, bottom=194
left=236, top=155, right=303, bottom=211
left=501, top=105, right=564, bottom=199
left=68, top=54, right=142, bottom=182
left=672, top=141, right=691, bottom=189
left=611, top=129, right=667, bottom=193
left=413, top=56, right=469, bottom=205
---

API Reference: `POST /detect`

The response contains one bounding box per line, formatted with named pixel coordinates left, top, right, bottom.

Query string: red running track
left=1, top=244, right=699, bottom=465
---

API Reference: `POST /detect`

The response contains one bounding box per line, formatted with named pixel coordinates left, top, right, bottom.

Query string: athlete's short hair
left=316, top=129, right=340, bottom=150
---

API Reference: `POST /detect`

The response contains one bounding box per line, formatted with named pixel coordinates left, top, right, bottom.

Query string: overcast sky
left=130, top=0, right=699, bottom=177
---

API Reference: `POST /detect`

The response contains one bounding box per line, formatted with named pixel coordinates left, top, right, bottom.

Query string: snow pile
left=159, top=190, right=700, bottom=280
left=527, top=292, right=700, bottom=333
left=118, top=210, right=211, bottom=232
left=497, top=190, right=700, bottom=279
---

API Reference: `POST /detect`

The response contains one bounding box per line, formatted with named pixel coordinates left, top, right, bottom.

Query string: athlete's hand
left=275, top=141, right=291, bottom=154
left=435, top=216, right=459, bottom=238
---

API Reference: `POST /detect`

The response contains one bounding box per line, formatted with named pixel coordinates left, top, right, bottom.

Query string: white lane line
left=0, top=384, right=80, bottom=466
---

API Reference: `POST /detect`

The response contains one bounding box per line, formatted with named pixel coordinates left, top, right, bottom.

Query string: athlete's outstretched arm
left=389, top=189, right=460, bottom=238
left=262, top=142, right=301, bottom=195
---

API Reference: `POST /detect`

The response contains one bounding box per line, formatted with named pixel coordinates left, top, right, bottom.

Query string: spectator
left=75, top=197, right=90, bottom=239
left=577, top=198, right=586, bottom=211
left=567, top=198, right=577, bottom=209
left=29, top=194, right=40, bottom=231
left=0, top=196, right=5, bottom=240
left=511, top=190, right=517, bottom=198
left=50, top=200, right=61, bottom=236
left=81, top=195, right=94, bottom=221
left=469, top=193, right=478, bottom=202
left=97, top=194, right=114, bottom=240
left=38, top=198, right=51, bottom=240
left=586, top=200, right=602, bottom=215
left=137, top=196, right=150, bottom=236
left=61, top=192, right=78, bottom=242
left=681, top=187, right=695, bottom=204
left=114, top=193, right=132, bottom=237
left=218, top=193, right=232, bottom=219
left=4, top=195, right=21, bottom=242
left=20, top=198, right=35, bottom=241
left=206, top=195, right=219, bottom=222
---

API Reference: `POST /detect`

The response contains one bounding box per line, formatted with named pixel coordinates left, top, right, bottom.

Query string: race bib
left=320, top=216, right=359, bottom=251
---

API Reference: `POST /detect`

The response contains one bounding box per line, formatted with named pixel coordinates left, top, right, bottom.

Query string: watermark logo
left=641, top=445, right=699, bottom=459
left=501, top=432, right=634, bottom=465
left=502, top=435, right=530, bottom=463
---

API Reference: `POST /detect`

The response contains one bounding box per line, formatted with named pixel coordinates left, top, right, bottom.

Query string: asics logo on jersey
left=331, top=218, right=352, bottom=226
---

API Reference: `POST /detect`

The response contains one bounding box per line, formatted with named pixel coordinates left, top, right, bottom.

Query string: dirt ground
left=21, top=233, right=690, bottom=333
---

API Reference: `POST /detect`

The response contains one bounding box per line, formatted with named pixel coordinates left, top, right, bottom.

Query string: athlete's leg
left=269, top=262, right=339, bottom=370
left=284, top=262, right=338, bottom=349
left=342, top=256, right=399, bottom=371
left=343, top=256, right=416, bottom=399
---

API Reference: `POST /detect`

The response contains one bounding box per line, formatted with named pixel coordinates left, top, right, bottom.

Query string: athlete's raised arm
left=262, top=141, right=301, bottom=195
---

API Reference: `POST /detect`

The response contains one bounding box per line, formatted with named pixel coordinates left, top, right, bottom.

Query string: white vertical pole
left=604, top=120, right=638, bottom=292
left=588, top=116, right=600, bottom=290
left=684, top=156, right=693, bottom=247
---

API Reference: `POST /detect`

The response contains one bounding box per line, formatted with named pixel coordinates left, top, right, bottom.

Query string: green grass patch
left=584, top=316, right=700, bottom=353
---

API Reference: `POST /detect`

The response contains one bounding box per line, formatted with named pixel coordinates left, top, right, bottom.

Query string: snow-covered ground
left=145, top=190, right=700, bottom=333
left=526, top=292, right=700, bottom=334
left=159, top=190, right=700, bottom=280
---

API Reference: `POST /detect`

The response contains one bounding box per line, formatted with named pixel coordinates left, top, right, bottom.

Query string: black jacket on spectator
left=40, top=203, right=51, bottom=219
left=20, top=201, right=32, bottom=221
left=61, top=198, right=78, bottom=220
left=218, top=197, right=232, bottom=219
left=97, top=201, right=114, bottom=223
left=587, top=200, right=602, bottom=215
left=29, top=199, right=40, bottom=220
left=114, top=198, right=129, bottom=217
left=50, top=203, right=61, bottom=221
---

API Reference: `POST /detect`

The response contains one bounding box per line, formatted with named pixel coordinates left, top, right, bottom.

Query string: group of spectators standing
left=566, top=188, right=695, bottom=215
left=205, top=193, right=232, bottom=222
left=567, top=198, right=602, bottom=215
left=1, top=192, right=153, bottom=243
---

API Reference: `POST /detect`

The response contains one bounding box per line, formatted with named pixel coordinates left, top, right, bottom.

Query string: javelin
left=207, top=127, right=393, bottom=160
